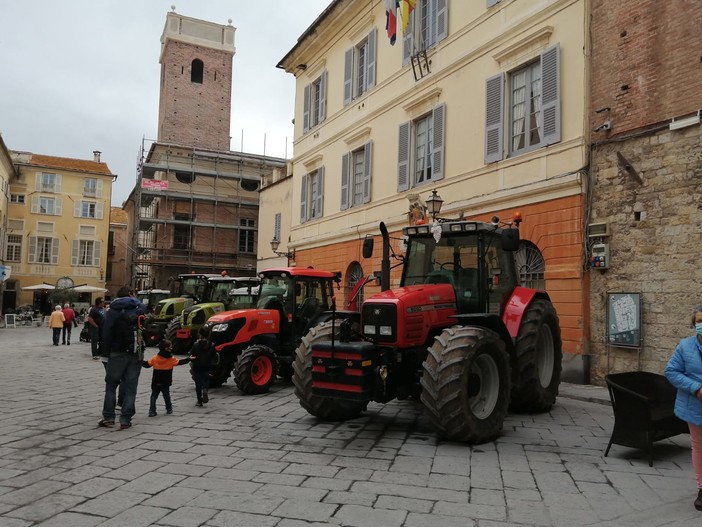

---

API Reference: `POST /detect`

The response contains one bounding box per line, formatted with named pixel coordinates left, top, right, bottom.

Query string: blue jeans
left=52, top=328, right=61, bottom=345
left=192, top=368, right=210, bottom=402
left=90, top=326, right=101, bottom=357
left=150, top=386, right=172, bottom=414
left=103, top=351, right=142, bottom=424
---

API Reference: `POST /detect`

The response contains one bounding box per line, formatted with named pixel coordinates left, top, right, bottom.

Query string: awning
left=72, top=285, right=108, bottom=293
left=21, top=283, right=55, bottom=291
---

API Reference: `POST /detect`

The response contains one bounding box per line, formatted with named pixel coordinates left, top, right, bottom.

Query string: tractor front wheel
left=209, top=365, right=231, bottom=388
left=421, top=326, right=511, bottom=444
left=293, top=322, right=367, bottom=421
left=510, top=299, right=562, bottom=413
left=235, top=345, right=278, bottom=395
left=164, top=318, right=180, bottom=346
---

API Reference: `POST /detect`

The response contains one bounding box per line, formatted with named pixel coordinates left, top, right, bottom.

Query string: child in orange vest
left=142, top=339, right=190, bottom=416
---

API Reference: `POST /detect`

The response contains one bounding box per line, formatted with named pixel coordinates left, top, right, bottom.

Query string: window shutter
left=74, top=200, right=82, bottom=217
left=485, top=72, right=504, bottom=163
left=31, top=196, right=39, bottom=214
left=319, top=71, right=327, bottom=122
left=93, top=240, right=101, bottom=266
left=315, top=166, right=324, bottom=219
left=363, top=141, right=372, bottom=204
left=55, top=175, right=62, bottom=192
left=96, top=202, right=104, bottom=219
left=436, top=0, right=448, bottom=43
left=300, top=174, right=308, bottom=223
left=397, top=122, right=410, bottom=192
left=55, top=198, right=62, bottom=216
left=432, top=104, right=446, bottom=181
left=72, top=240, right=79, bottom=266
left=51, top=238, right=59, bottom=264
left=96, top=179, right=103, bottom=198
left=402, top=12, right=414, bottom=65
left=340, top=153, right=350, bottom=211
left=35, top=173, right=41, bottom=191
left=303, top=84, right=311, bottom=132
left=343, top=48, right=353, bottom=106
left=367, top=28, right=377, bottom=90
left=541, top=44, right=561, bottom=146
left=29, top=236, right=37, bottom=263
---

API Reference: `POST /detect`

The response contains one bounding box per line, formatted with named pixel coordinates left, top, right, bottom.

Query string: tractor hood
left=365, top=283, right=457, bottom=309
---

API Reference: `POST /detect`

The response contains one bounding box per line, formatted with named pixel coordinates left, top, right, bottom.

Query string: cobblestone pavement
left=0, top=327, right=698, bottom=526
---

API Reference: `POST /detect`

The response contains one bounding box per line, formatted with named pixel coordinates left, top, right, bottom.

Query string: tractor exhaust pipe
left=379, top=222, right=390, bottom=292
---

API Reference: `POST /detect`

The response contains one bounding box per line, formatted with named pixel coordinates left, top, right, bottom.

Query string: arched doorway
left=346, top=262, right=366, bottom=312
left=515, top=240, right=545, bottom=290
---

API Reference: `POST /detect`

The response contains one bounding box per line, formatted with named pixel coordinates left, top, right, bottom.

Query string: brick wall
left=591, top=0, right=702, bottom=132
left=158, top=40, right=233, bottom=150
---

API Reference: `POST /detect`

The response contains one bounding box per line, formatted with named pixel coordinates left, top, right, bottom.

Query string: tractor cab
left=401, top=220, right=520, bottom=316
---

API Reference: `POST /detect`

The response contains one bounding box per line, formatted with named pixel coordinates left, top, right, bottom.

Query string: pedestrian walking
left=48, top=305, right=65, bottom=346
left=665, top=304, right=702, bottom=512
left=87, top=298, right=104, bottom=360
left=189, top=325, right=217, bottom=407
left=142, top=339, right=190, bottom=416
left=61, top=303, right=77, bottom=345
left=98, top=287, right=145, bottom=430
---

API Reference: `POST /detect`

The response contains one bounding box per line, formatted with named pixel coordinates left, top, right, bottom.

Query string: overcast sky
left=0, top=0, right=331, bottom=206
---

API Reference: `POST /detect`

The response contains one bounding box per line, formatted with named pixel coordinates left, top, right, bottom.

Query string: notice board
left=607, top=292, right=641, bottom=348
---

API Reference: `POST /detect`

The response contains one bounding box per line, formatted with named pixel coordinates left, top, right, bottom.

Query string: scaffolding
left=129, top=138, right=287, bottom=290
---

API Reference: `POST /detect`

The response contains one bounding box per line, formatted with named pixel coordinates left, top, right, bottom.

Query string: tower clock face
left=57, top=277, right=74, bottom=289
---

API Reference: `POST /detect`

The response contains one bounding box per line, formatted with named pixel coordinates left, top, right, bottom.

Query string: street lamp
left=270, top=238, right=295, bottom=260
left=426, top=189, right=444, bottom=221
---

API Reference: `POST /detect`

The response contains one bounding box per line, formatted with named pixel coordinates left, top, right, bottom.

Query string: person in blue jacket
left=98, top=287, right=146, bottom=430
left=665, top=304, right=702, bottom=511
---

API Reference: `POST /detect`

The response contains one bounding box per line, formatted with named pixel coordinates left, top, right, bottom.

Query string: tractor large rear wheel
left=510, top=299, right=562, bottom=413
left=421, top=326, right=511, bottom=444
left=293, top=322, right=366, bottom=421
left=235, top=345, right=278, bottom=395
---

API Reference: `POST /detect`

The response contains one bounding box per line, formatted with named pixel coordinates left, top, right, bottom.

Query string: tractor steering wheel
left=439, top=262, right=461, bottom=271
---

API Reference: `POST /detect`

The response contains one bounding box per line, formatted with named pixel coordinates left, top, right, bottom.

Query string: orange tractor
left=293, top=216, right=562, bottom=444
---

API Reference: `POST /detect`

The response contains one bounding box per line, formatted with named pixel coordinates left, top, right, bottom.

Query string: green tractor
left=165, top=275, right=259, bottom=354
left=137, top=289, right=171, bottom=313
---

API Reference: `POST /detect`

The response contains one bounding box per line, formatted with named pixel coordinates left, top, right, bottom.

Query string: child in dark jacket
left=189, top=326, right=217, bottom=407
left=142, top=339, right=190, bottom=416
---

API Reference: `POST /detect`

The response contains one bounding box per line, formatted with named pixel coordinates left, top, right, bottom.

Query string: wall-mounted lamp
left=270, top=238, right=295, bottom=260
left=426, top=190, right=444, bottom=221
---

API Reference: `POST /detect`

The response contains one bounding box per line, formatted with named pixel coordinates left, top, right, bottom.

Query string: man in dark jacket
left=98, top=287, right=146, bottom=430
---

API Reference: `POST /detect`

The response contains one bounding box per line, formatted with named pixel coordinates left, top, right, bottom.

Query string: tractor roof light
left=513, top=211, right=523, bottom=226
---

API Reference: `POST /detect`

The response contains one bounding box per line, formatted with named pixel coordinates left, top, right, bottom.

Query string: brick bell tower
left=157, top=10, right=235, bottom=150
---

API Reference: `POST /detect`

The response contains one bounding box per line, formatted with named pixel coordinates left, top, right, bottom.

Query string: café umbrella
left=21, top=283, right=56, bottom=291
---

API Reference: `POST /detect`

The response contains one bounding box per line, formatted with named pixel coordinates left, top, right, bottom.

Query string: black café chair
left=604, top=371, right=689, bottom=466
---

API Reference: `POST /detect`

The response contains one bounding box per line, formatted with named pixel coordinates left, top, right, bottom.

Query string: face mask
left=696, top=323, right=702, bottom=336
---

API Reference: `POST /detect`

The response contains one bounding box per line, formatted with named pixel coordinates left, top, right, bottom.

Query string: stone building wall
left=588, top=125, right=702, bottom=381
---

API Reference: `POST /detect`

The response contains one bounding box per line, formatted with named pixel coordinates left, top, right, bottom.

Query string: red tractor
left=293, top=216, right=562, bottom=444
left=204, top=267, right=348, bottom=395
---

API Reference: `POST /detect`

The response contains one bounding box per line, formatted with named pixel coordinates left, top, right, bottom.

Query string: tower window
left=191, top=59, right=204, bottom=84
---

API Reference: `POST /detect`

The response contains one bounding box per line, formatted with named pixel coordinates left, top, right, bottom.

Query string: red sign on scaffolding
left=142, top=179, right=169, bottom=190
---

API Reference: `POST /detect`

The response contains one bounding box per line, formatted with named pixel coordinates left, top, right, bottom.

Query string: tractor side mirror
left=362, top=236, right=374, bottom=258
left=501, top=228, right=520, bottom=251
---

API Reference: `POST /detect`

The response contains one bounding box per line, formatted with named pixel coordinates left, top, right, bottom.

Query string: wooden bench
left=604, top=371, right=689, bottom=466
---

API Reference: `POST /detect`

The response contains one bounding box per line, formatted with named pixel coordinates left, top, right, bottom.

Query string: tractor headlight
left=379, top=326, right=392, bottom=336
left=364, top=325, right=376, bottom=335
left=211, top=323, right=228, bottom=332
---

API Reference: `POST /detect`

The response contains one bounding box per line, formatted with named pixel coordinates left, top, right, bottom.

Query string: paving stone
left=405, top=512, right=475, bottom=527
left=259, top=483, right=328, bottom=501
left=2, top=492, right=85, bottom=522
left=253, top=472, right=306, bottom=487
left=141, top=487, right=205, bottom=509
left=188, top=490, right=283, bottom=515
left=70, top=490, right=149, bottom=516
left=271, top=499, right=337, bottom=522
left=322, top=490, right=377, bottom=506
left=156, top=505, right=218, bottom=527
left=208, top=509, right=281, bottom=527
left=301, top=476, right=351, bottom=491
left=374, top=495, right=432, bottom=513
left=434, top=500, right=507, bottom=522
left=59, top=475, right=124, bottom=498
left=95, top=503, right=170, bottom=527
left=0, top=480, right=71, bottom=506
left=333, top=504, right=406, bottom=527
left=29, top=511, right=103, bottom=527
left=388, top=455, right=432, bottom=475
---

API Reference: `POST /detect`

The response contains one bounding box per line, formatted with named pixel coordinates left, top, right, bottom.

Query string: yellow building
left=276, top=0, right=590, bottom=380
left=0, top=135, right=16, bottom=314
left=5, top=151, right=113, bottom=314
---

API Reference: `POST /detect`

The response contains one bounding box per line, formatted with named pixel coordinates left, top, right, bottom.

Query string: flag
left=385, top=0, right=398, bottom=45
left=401, top=0, right=416, bottom=33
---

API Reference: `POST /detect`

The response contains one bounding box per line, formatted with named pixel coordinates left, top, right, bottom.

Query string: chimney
left=93, top=150, right=102, bottom=162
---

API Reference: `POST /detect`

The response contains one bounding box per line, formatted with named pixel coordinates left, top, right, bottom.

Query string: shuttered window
left=341, top=142, right=373, bottom=210
left=303, top=71, right=328, bottom=133
left=402, top=0, right=449, bottom=65
left=397, top=104, right=446, bottom=191
left=300, top=168, right=325, bottom=223
left=343, top=28, right=377, bottom=106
